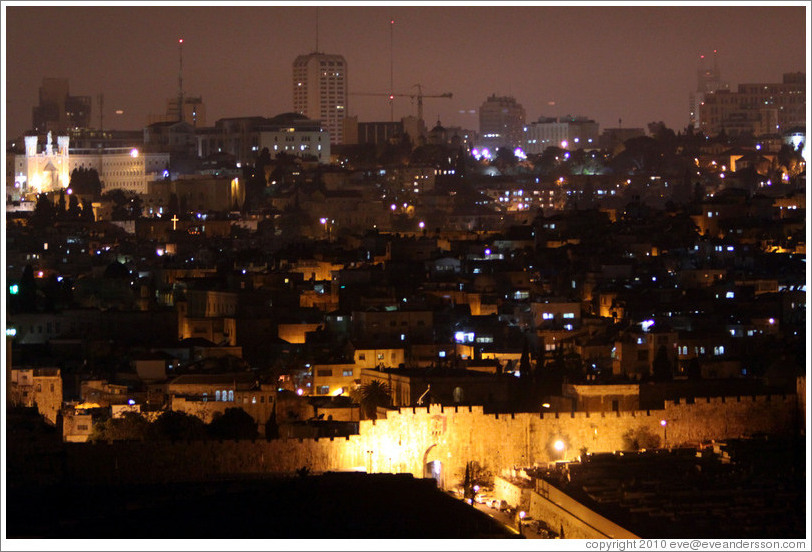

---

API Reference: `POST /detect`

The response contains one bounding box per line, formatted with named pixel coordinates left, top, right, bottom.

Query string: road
left=472, top=501, right=552, bottom=539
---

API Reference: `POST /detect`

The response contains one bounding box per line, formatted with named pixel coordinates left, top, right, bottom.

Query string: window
left=317, top=369, right=333, bottom=377
left=215, top=390, right=221, bottom=401
left=563, top=313, right=575, bottom=319
left=358, top=353, right=366, bottom=361
left=36, top=384, right=42, bottom=392
left=542, top=312, right=554, bottom=320
left=317, top=386, right=330, bottom=395
left=342, top=370, right=354, bottom=377
left=77, top=425, right=89, bottom=431
left=228, top=390, right=234, bottom=402
left=377, top=353, right=384, bottom=361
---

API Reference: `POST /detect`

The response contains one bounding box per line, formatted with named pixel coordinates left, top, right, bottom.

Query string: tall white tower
left=292, top=52, right=347, bottom=145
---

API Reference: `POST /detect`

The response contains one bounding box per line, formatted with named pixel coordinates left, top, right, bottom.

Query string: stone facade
left=40, top=391, right=800, bottom=490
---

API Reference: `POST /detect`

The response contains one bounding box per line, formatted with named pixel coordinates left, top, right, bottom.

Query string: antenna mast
left=98, top=93, right=104, bottom=132
left=316, top=7, right=319, bottom=53
left=178, top=38, right=184, bottom=123
left=389, top=19, right=394, bottom=122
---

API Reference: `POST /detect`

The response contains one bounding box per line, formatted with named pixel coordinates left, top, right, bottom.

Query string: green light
left=9, top=284, right=19, bottom=295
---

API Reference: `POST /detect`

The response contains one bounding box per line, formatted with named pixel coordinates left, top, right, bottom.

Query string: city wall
left=28, top=393, right=799, bottom=488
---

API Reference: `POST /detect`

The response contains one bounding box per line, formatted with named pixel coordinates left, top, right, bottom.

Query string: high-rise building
left=478, top=94, right=525, bottom=149
left=32, top=78, right=92, bottom=133
left=689, top=51, right=729, bottom=130
left=293, top=52, right=347, bottom=145
left=698, top=72, right=806, bottom=137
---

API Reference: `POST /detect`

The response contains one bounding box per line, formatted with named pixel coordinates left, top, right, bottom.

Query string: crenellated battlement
left=34, top=390, right=800, bottom=488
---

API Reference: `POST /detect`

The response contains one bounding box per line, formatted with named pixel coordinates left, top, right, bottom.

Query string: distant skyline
left=3, top=3, right=808, bottom=141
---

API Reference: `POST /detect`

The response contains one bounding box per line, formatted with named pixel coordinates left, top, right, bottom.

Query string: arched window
left=228, top=390, right=234, bottom=402
left=215, top=390, right=221, bottom=401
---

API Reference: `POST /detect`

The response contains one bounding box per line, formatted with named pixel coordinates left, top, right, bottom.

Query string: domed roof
left=431, top=119, right=446, bottom=133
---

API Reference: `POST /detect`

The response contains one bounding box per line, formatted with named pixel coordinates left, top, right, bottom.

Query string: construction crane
left=350, top=84, right=452, bottom=123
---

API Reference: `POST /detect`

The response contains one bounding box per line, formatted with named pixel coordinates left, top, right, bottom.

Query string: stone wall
left=29, top=392, right=799, bottom=489
left=529, top=479, right=638, bottom=539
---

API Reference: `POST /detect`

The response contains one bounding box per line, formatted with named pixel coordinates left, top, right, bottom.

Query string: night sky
left=3, top=3, right=808, bottom=140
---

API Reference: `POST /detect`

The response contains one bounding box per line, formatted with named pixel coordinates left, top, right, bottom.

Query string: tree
left=89, top=412, right=149, bottom=442
left=622, top=426, right=661, bottom=451
left=81, top=200, right=95, bottom=221
left=148, top=410, right=207, bottom=441
left=208, top=407, right=259, bottom=440
left=265, top=403, right=280, bottom=440
left=651, top=345, right=673, bottom=381
left=57, top=189, right=67, bottom=218
left=17, top=264, right=38, bottom=313
left=31, top=193, right=56, bottom=228
left=67, top=193, right=82, bottom=219
left=358, top=380, right=392, bottom=420
left=686, top=357, right=702, bottom=380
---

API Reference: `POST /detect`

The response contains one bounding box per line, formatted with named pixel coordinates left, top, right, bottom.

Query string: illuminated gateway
left=11, top=132, right=169, bottom=200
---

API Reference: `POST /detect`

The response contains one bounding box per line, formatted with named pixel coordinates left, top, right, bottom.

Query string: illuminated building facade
left=11, top=133, right=169, bottom=199
left=522, top=115, right=600, bottom=154
left=478, top=94, right=526, bottom=149
left=259, top=112, right=331, bottom=164
left=292, top=52, right=347, bottom=144
left=698, top=72, right=806, bottom=137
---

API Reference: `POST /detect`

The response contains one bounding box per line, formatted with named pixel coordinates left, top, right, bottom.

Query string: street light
left=519, top=510, right=526, bottom=536
left=554, top=439, right=566, bottom=460
left=660, top=419, right=668, bottom=449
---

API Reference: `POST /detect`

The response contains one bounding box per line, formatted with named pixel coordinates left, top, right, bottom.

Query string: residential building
left=9, top=368, right=63, bottom=425
left=689, top=51, right=730, bottom=130
left=311, top=363, right=359, bottom=396
left=293, top=52, right=347, bottom=144
left=699, top=72, right=806, bottom=136
left=523, top=115, right=600, bottom=154
left=259, top=112, right=331, bottom=164
left=147, top=95, right=207, bottom=127
left=478, top=94, right=526, bottom=149
left=32, top=77, right=92, bottom=133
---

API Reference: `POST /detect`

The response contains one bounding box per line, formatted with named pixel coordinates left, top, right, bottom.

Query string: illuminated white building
left=14, top=133, right=71, bottom=195
left=259, top=112, right=331, bottom=164
left=11, top=133, right=169, bottom=199
left=292, top=52, right=347, bottom=144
